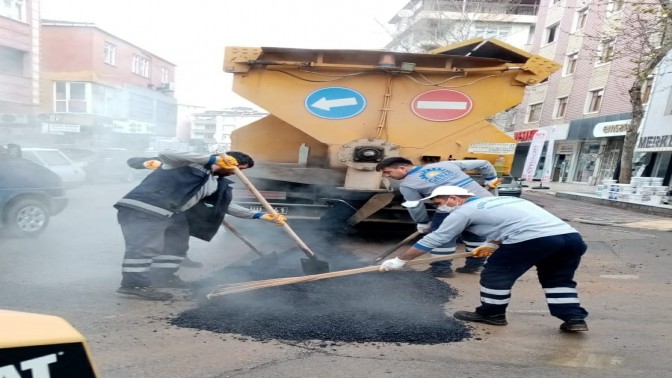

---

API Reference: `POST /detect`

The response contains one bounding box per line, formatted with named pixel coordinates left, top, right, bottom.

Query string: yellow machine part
left=227, top=39, right=560, bottom=175
left=0, top=309, right=99, bottom=377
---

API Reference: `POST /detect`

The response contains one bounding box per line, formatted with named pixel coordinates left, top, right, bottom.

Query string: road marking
left=416, top=100, right=468, bottom=110
left=599, top=274, right=639, bottom=280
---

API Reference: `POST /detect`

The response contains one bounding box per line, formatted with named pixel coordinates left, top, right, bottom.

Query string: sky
left=40, top=0, right=410, bottom=109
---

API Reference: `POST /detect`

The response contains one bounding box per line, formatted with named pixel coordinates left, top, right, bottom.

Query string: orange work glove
left=216, top=154, right=238, bottom=170
left=143, top=160, right=162, bottom=170
left=261, top=213, right=287, bottom=226
left=471, top=242, right=499, bottom=258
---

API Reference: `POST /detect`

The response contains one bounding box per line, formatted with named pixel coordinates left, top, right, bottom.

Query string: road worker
left=379, top=185, right=589, bottom=332
left=114, top=151, right=286, bottom=300
left=376, top=157, right=500, bottom=277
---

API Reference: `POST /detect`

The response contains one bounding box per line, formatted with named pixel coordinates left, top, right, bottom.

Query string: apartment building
left=511, top=0, right=647, bottom=185
left=0, top=0, right=40, bottom=140
left=38, top=20, right=177, bottom=151
left=190, top=107, right=268, bottom=151
left=386, top=0, right=540, bottom=52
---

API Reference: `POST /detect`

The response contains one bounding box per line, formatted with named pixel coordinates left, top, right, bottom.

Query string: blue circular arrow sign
left=305, top=87, right=366, bottom=119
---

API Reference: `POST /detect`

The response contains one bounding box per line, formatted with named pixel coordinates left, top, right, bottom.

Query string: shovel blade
left=300, top=257, right=330, bottom=275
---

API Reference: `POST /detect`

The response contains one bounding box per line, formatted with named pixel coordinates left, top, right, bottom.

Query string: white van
left=21, top=148, right=87, bottom=189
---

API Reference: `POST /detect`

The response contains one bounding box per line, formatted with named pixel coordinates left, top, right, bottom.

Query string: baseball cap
left=402, top=186, right=475, bottom=208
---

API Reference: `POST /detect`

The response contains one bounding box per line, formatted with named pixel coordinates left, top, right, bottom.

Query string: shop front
left=566, top=113, right=630, bottom=185
left=511, top=124, right=571, bottom=182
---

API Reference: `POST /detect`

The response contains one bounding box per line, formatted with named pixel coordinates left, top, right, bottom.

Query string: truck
left=224, top=38, right=560, bottom=227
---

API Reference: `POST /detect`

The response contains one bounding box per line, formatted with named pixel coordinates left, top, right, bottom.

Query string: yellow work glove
left=216, top=154, right=238, bottom=170
left=485, top=177, right=501, bottom=189
left=143, top=160, right=162, bottom=170
left=261, top=213, right=287, bottom=226
left=471, top=242, right=499, bottom=258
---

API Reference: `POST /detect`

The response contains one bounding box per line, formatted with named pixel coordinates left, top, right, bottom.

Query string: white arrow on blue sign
left=305, top=87, right=366, bottom=119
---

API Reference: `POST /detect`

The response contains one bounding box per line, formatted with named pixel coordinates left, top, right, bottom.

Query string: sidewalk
left=523, top=180, right=672, bottom=217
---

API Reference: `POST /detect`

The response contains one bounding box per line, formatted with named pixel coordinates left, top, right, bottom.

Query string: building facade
left=190, top=107, right=268, bottom=152
left=37, top=20, right=178, bottom=152
left=386, top=0, right=540, bottom=52
left=0, top=0, right=40, bottom=142
left=511, top=0, right=651, bottom=185
left=635, top=53, right=672, bottom=186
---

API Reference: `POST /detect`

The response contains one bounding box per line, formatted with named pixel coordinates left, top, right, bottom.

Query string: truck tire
left=6, top=199, right=50, bottom=238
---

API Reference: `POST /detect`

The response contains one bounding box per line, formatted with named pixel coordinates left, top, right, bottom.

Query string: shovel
left=227, top=160, right=330, bottom=275
left=222, top=219, right=278, bottom=268
left=372, top=231, right=422, bottom=263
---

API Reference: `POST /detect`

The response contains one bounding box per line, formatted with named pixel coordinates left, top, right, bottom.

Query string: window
left=597, top=38, right=615, bottom=64
left=104, top=43, right=116, bottom=65
left=564, top=52, right=578, bottom=75
left=586, top=89, right=604, bottom=113
left=55, top=82, right=89, bottom=113
left=0, top=45, right=24, bottom=75
left=554, top=97, right=568, bottom=118
left=526, top=103, right=543, bottom=123
left=132, top=55, right=150, bottom=77
left=574, top=8, right=588, bottom=31
left=607, top=0, right=625, bottom=15
left=161, top=67, right=169, bottom=83
left=552, top=0, right=562, bottom=4
left=641, top=77, right=654, bottom=104
left=1, top=0, right=26, bottom=22
left=474, top=24, right=511, bottom=40
left=546, top=24, right=559, bottom=44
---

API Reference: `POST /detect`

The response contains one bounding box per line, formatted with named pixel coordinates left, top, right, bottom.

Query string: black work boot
left=560, top=319, right=589, bottom=332
left=455, top=266, right=483, bottom=274
left=454, top=310, right=508, bottom=326
left=117, top=286, right=173, bottom=301
left=153, top=274, right=190, bottom=289
left=424, top=267, right=455, bottom=278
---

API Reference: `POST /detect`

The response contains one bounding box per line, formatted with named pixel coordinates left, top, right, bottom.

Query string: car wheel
left=6, top=199, right=50, bottom=237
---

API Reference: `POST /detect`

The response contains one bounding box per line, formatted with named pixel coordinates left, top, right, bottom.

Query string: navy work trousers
left=476, top=232, right=589, bottom=322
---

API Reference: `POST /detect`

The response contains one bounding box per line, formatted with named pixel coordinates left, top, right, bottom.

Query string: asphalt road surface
left=1, top=182, right=671, bottom=378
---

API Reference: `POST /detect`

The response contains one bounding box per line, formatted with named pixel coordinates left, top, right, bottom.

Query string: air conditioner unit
left=158, top=82, right=175, bottom=92
left=0, top=113, right=29, bottom=124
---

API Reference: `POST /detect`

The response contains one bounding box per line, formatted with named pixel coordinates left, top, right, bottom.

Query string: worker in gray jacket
left=114, top=151, right=286, bottom=300
left=380, top=186, right=589, bottom=333
left=376, top=157, right=500, bottom=277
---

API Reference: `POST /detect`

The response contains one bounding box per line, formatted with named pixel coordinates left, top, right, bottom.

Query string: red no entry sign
left=411, top=89, right=473, bottom=122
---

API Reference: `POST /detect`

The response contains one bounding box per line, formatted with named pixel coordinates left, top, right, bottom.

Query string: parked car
left=20, top=148, right=87, bottom=189
left=496, top=175, right=523, bottom=197
left=0, top=145, right=68, bottom=237
left=58, top=146, right=139, bottom=183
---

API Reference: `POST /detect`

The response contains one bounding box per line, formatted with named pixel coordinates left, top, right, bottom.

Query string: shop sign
left=42, top=123, right=81, bottom=133
left=593, top=120, right=629, bottom=137
left=111, top=120, right=156, bottom=134
left=557, top=144, right=574, bottom=154
left=467, top=143, right=517, bottom=154
left=514, top=129, right=538, bottom=142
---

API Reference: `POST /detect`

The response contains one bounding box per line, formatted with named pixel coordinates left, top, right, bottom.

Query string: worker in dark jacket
left=114, top=150, right=286, bottom=300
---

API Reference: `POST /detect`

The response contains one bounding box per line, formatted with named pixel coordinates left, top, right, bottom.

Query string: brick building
left=37, top=20, right=178, bottom=151
left=0, top=0, right=40, bottom=141
left=511, top=0, right=648, bottom=185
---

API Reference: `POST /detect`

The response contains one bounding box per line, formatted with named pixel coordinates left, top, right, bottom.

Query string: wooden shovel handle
left=222, top=219, right=265, bottom=257
left=373, top=231, right=422, bottom=262
left=228, top=162, right=317, bottom=258
left=207, top=252, right=472, bottom=298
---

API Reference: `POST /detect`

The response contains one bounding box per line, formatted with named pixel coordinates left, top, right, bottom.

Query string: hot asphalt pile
left=171, top=269, right=472, bottom=344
